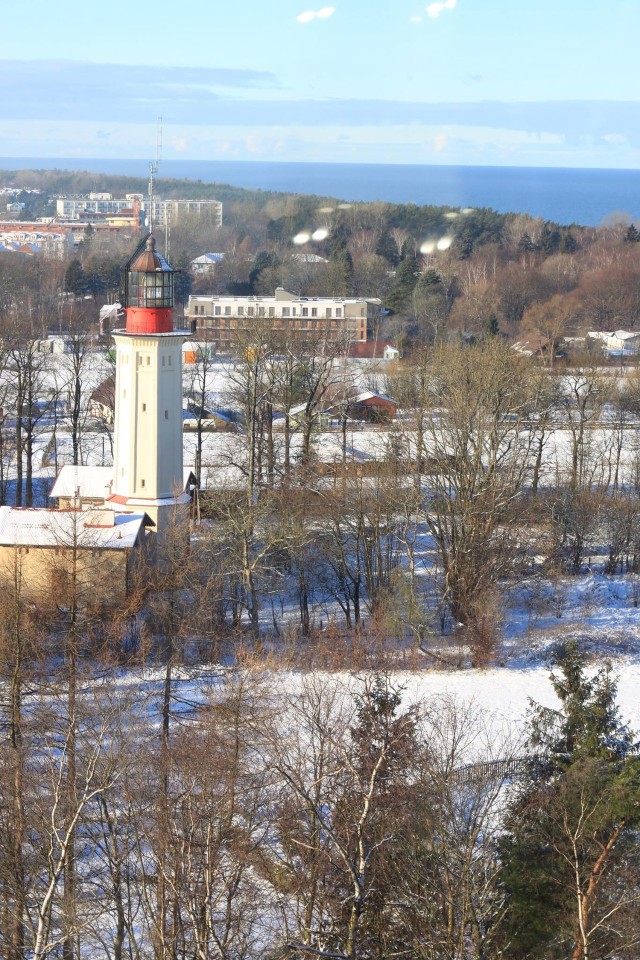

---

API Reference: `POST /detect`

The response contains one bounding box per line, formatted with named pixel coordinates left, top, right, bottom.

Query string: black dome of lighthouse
left=125, top=234, right=174, bottom=312
left=130, top=234, right=172, bottom=273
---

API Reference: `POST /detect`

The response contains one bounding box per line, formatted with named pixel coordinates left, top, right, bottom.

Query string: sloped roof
left=191, top=252, right=224, bottom=264
left=611, top=329, right=640, bottom=341
left=512, top=335, right=550, bottom=355
left=90, top=373, right=115, bottom=409
left=348, top=391, right=398, bottom=406
left=0, top=506, right=145, bottom=550
left=51, top=464, right=195, bottom=500
left=50, top=465, right=113, bottom=500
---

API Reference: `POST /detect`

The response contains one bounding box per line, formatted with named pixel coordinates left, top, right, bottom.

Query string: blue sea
left=3, top=157, right=640, bottom=227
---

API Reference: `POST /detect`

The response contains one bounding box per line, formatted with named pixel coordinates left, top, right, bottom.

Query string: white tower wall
left=113, top=332, right=184, bottom=500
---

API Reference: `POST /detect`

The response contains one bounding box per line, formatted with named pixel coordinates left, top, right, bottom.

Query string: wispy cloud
left=426, top=0, right=456, bottom=18
left=0, top=60, right=278, bottom=123
left=296, top=6, right=335, bottom=23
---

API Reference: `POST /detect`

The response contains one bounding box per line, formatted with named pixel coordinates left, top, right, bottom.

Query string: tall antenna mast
left=148, top=115, right=162, bottom=232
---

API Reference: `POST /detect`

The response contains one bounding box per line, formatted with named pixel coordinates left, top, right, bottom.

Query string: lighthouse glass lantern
left=124, top=235, right=174, bottom=334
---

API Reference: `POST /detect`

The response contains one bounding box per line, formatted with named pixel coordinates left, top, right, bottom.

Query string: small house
left=89, top=374, right=116, bottom=424
left=602, top=330, right=640, bottom=357
left=190, top=253, right=225, bottom=275
left=344, top=391, right=399, bottom=423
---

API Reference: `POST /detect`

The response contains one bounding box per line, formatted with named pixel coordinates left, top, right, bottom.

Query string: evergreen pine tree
left=518, top=231, right=537, bottom=252
left=484, top=312, right=500, bottom=338
left=560, top=230, right=578, bottom=253
left=63, top=258, right=87, bottom=297
left=384, top=255, right=418, bottom=314
left=172, top=251, right=194, bottom=307
left=500, top=644, right=640, bottom=959
left=376, top=229, right=401, bottom=267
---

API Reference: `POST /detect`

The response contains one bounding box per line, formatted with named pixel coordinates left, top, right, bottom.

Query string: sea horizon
left=2, top=156, right=640, bottom=228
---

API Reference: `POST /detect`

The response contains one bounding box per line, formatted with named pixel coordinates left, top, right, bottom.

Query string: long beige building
left=187, top=288, right=381, bottom=349
left=56, top=194, right=222, bottom=228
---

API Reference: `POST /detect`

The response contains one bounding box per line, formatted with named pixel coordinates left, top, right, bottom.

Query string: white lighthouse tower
left=109, top=235, right=190, bottom=542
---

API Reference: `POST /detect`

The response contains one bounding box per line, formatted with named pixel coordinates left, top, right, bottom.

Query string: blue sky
left=2, top=0, right=640, bottom=168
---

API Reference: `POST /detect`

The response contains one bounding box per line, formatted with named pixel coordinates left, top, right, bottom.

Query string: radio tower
left=147, top=116, right=162, bottom=232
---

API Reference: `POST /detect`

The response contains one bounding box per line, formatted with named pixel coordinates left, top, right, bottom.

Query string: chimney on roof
left=85, top=507, right=115, bottom=527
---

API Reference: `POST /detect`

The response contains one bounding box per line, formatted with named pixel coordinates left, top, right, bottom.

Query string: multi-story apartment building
left=187, top=288, right=381, bottom=349
left=55, top=193, right=223, bottom=228
left=0, top=224, right=75, bottom=258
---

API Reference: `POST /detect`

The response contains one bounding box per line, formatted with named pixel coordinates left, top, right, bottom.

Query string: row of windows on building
left=199, top=317, right=354, bottom=330
left=199, top=324, right=367, bottom=343
left=191, top=304, right=350, bottom=318
left=120, top=354, right=173, bottom=367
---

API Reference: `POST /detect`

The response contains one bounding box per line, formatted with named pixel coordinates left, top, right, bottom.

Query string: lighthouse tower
left=110, top=235, right=189, bottom=542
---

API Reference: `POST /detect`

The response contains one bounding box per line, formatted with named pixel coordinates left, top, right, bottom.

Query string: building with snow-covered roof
left=190, top=252, right=225, bottom=274
left=51, top=464, right=197, bottom=511
left=292, top=252, right=328, bottom=264
left=0, top=226, right=74, bottom=258
left=0, top=505, right=148, bottom=606
left=187, top=288, right=381, bottom=349
left=591, top=330, right=640, bottom=357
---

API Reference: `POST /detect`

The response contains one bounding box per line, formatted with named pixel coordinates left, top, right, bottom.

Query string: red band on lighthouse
left=126, top=306, right=174, bottom=334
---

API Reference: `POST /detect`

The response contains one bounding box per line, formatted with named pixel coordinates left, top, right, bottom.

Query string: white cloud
left=296, top=6, right=335, bottom=22
left=603, top=133, right=627, bottom=144
left=426, top=0, right=456, bottom=17
left=410, top=15, right=423, bottom=22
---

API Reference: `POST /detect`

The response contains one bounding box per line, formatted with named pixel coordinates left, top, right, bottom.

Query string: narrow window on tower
left=164, top=410, right=169, bottom=420
left=141, top=479, right=146, bottom=488
left=142, top=403, right=147, bottom=412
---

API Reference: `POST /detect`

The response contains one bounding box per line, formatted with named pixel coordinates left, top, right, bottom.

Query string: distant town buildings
left=55, top=193, right=223, bottom=229
left=187, top=288, right=381, bottom=348
left=0, top=223, right=74, bottom=257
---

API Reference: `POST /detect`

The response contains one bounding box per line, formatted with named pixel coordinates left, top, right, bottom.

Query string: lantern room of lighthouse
left=110, top=235, right=190, bottom=540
